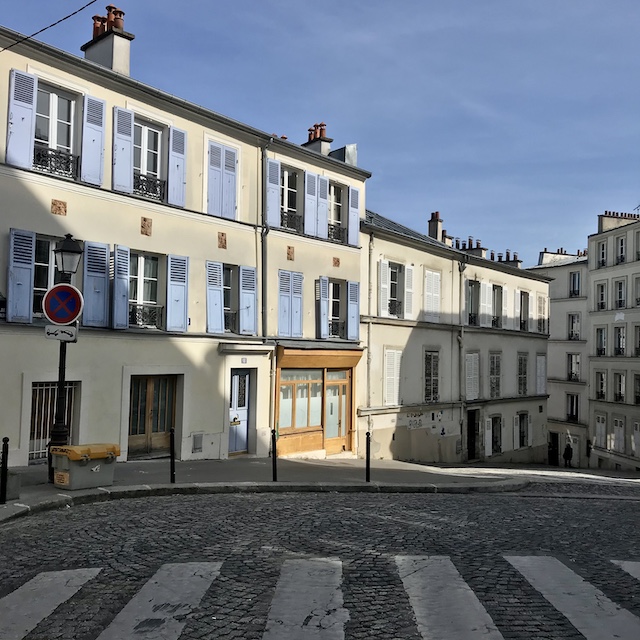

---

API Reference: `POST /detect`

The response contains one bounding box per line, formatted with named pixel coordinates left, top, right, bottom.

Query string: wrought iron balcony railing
left=616, top=255, right=626, bottom=264
left=566, top=413, right=579, bottom=423
left=616, top=300, right=626, bottom=309
left=491, top=316, right=501, bottom=328
left=569, top=289, right=580, bottom=297
left=388, top=299, right=403, bottom=318
left=567, top=372, right=580, bottom=382
left=33, top=146, right=78, bottom=179
left=568, top=331, right=580, bottom=340
left=596, top=347, right=606, bottom=356
left=596, top=391, right=606, bottom=400
left=598, top=258, right=607, bottom=268
left=614, top=347, right=625, bottom=356
left=281, top=210, right=303, bottom=233
left=129, top=304, right=163, bottom=328
left=614, top=392, right=625, bottom=402
left=468, top=313, right=479, bottom=326
left=224, top=310, right=237, bottom=332
left=329, top=320, right=346, bottom=338
left=520, top=319, right=528, bottom=331
left=597, top=301, right=606, bottom=310
left=636, top=346, right=640, bottom=357
left=134, top=172, right=166, bottom=201
left=327, top=223, right=347, bottom=243
left=635, top=395, right=640, bottom=405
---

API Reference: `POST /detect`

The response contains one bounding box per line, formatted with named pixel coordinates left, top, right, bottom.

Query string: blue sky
left=4, top=1, right=640, bottom=266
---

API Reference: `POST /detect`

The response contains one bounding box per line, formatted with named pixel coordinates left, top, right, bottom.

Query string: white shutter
left=513, top=416, right=520, bottom=450
left=424, top=270, right=441, bottom=322
left=466, top=353, right=479, bottom=401
left=384, top=349, right=401, bottom=406
left=404, top=265, right=415, bottom=320
left=502, top=286, right=508, bottom=329
left=514, top=289, right=521, bottom=330
left=484, top=418, right=492, bottom=457
left=527, top=415, right=533, bottom=447
left=480, top=282, right=491, bottom=327
left=378, top=259, right=389, bottom=317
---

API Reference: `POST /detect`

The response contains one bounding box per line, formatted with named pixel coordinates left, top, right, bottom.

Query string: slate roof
left=364, top=210, right=447, bottom=249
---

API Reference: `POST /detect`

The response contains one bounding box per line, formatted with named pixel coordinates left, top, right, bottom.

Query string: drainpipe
left=366, top=233, right=374, bottom=441
left=458, top=258, right=467, bottom=458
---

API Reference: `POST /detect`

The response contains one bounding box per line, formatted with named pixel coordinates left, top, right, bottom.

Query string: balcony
left=327, top=223, right=347, bottom=244
left=33, top=145, right=78, bottom=179
left=596, top=347, right=606, bottom=356
left=491, top=316, right=502, bottom=328
left=519, top=319, right=528, bottom=331
left=596, top=391, right=606, bottom=400
left=614, top=392, right=625, bottom=402
left=569, top=289, right=580, bottom=297
left=134, top=172, right=166, bottom=201
left=598, top=258, right=607, bottom=268
left=597, top=301, right=607, bottom=310
left=567, top=372, right=580, bottom=382
left=281, top=210, right=303, bottom=233
left=388, top=299, right=403, bottom=318
left=566, top=413, right=579, bottom=423
left=614, top=347, right=625, bottom=356
left=616, top=300, right=626, bottom=309
left=224, top=310, right=237, bottom=332
left=616, top=255, right=626, bottom=264
left=468, top=313, right=479, bottom=326
left=329, top=320, right=346, bottom=339
left=129, top=304, right=163, bottom=328
left=568, top=331, right=580, bottom=340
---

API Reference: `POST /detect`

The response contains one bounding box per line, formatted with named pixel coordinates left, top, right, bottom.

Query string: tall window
left=329, top=281, right=343, bottom=338
left=613, top=418, right=625, bottom=453
left=569, top=271, right=580, bottom=297
left=327, top=182, right=346, bottom=242
left=424, top=351, right=439, bottom=403
left=567, top=393, right=579, bottom=422
left=280, top=167, right=301, bottom=231
left=33, top=237, right=65, bottom=315
left=517, top=353, right=528, bottom=396
left=614, top=372, right=626, bottom=402
left=519, top=291, right=529, bottom=331
left=129, top=253, right=160, bottom=327
left=635, top=277, right=640, bottom=307
left=615, top=280, right=626, bottom=309
left=467, top=281, right=480, bottom=326
left=597, top=241, right=607, bottom=267
left=489, top=353, right=501, bottom=398
left=636, top=326, right=640, bottom=357
left=616, top=236, right=626, bottom=263
left=596, top=283, right=607, bottom=310
left=537, top=295, right=547, bottom=333
left=491, top=416, right=502, bottom=454
left=595, top=414, right=606, bottom=448
left=568, top=313, right=580, bottom=340
left=614, top=326, right=626, bottom=356
left=596, top=327, right=607, bottom=356
left=635, top=374, right=640, bottom=405
left=133, top=121, right=164, bottom=200
left=223, top=265, right=234, bottom=331
left=518, top=413, right=529, bottom=448
left=491, top=285, right=503, bottom=328
left=388, top=263, right=403, bottom=318
left=567, top=353, right=580, bottom=381
left=595, top=371, right=606, bottom=400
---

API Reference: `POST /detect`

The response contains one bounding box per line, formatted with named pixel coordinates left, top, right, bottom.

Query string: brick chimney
left=428, top=211, right=443, bottom=242
left=81, top=5, right=134, bottom=76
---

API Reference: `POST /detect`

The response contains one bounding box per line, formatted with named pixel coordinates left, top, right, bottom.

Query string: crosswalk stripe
left=612, top=560, right=640, bottom=582
left=262, top=558, right=348, bottom=639
left=96, top=562, right=221, bottom=640
left=0, top=568, right=101, bottom=640
left=505, top=555, right=640, bottom=640
left=395, top=555, right=504, bottom=640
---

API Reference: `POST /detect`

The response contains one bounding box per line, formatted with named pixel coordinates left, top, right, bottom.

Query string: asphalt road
left=1, top=490, right=640, bottom=639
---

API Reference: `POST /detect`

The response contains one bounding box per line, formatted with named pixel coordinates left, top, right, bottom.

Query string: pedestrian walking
left=563, top=442, right=573, bottom=468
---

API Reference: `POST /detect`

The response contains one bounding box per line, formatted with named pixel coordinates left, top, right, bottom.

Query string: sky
left=3, top=1, right=640, bottom=267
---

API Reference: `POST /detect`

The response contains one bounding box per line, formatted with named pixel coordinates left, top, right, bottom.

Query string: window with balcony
left=568, top=313, right=580, bottom=340
left=596, top=327, right=607, bottom=356
left=316, top=277, right=360, bottom=340
left=491, top=285, right=503, bottom=328
left=635, top=326, right=640, bottom=357
left=614, top=280, right=626, bottom=309
left=517, top=353, right=528, bottom=396
left=595, top=371, right=606, bottom=400
left=133, top=120, right=165, bottom=201
left=614, top=372, right=626, bottom=402
left=327, top=182, right=347, bottom=243
left=567, top=353, right=580, bottom=382
left=280, top=166, right=302, bottom=232
left=616, top=236, right=626, bottom=264
left=489, top=353, right=501, bottom=398
left=635, top=277, right=640, bottom=307
left=519, top=290, right=530, bottom=331
left=537, top=295, right=548, bottom=333
left=379, top=260, right=414, bottom=319
left=569, top=271, right=581, bottom=297
left=614, top=326, right=626, bottom=356
left=597, top=241, right=607, bottom=268
left=596, top=283, right=607, bottom=310
left=566, top=393, right=579, bottom=422
left=424, top=351, right=439, bottom=403
left=467, top=280, right=480, bottom=326
left=129, top=253, right=161, bottom=328
left=32, top=236, right=67, bottom=316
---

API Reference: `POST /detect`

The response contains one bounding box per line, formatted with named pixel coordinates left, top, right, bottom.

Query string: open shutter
left=81, top=95, right=106, bottom=185
left=378, top=259, right=389, bottom=317
left=278, top=270, right=292, bottom=337
left=111, top=244, right=130, bottom=329
left=318, top=276, right=329, bottom=339
left=529, top=293, right=535, bottom=332
left=112, top=107, right=134, bottom=193
left=7, top=70, right=37, bottom=169
left=82, top=241, right=109, bottom=327
left=514, top=289, right=521, bottom=330
left=207, top=141, right=223, bottom=216
left=404, top=265, right=415, bottom=320
left=166, top=255, right=189, bottom=332
left=266, top=159, right=281, bottom=227
left=513, top=416, right=520, bottom=450
left=502, top=286, right=509, bottom=329
left=464, top=279, right=470, bottom=325
left=205, top=261, right=224, bottom=334
left=480, top=282, right=491, bottom=327
left=7, top=228, right=35, bottom=323
left=527, top=415, right=533, bottom=447
left=347, top=187, right=360, bottom=246
left=316, top=176, right=329, bottom=239
left=222, top=146, right=237, bottom=219
left=292, top=271, right=303, bottom=338
left=167, top=127, right=187, bottom=207
left=304, top=172, right=318, bottom=236
left=239, top=266, right=257, bottom=335
left=347, top=281, right=360, bottom=341
left=484, top=418, right=493, bottom=458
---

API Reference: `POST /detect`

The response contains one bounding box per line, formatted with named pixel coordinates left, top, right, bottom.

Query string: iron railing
left=616, top=300, right=626, bottom=309
left=597, top=301, right=606, bottom=310
left=598, top=258, right=607, bottom=268
left=468, top=313, right=479, bottom=326
left=567, top=372, right=580, bottom=382
left=614, top=392, right=625, bottom=402
left=388, top=299, right=403, bottom=317
left=569, top=331, right=580, bottom=340
left=329, top=320, right=346, bottom=338
left=596, top=391, right=606, bottom=400
left=134, top=172, right=166, bottom=201
left=33, top=146, right=78, bottom=179
left=491, top=316, right=501, bottom=328
left=596, top=347, right=606, bottom=356
left=224, top=310, right=237, bottom=332
left=520, top=319, right=528, bottom=331
left=569, top=289, right=580, bottom=297
left=129, top=304, right=163, bottom=328
left=566, top=413, right=579, bottom=423
left=281, top=210, right=303, bottom=233
left=614, top=347, right=625, bottom=356
left=327, top=224, right=347, bottom=243
left=616, top=255, right=626, bottom=264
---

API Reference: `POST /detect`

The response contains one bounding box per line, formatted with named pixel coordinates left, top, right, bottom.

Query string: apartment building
left=0, top=12, right=370, bottom=466
left=357, top=211, right=550, bottom=464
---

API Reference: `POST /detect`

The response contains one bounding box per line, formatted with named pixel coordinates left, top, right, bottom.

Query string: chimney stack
left=428, top=211, right=443, bottom=242
left=302, top=121, right=332, bottom=155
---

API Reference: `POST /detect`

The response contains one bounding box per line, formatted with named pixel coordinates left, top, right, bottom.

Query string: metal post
left=0, top=437, right=8, bottom=505
left=48, top=339, right=68, bottom=483
left=170, top=428, right=176, bottom=484
left=271, top=428, right=278, bottom=482
left=365, top=431, right=371, bottom=483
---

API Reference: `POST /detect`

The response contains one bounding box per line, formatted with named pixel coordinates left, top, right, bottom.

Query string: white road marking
left=612, top=560, right=640, bottom=582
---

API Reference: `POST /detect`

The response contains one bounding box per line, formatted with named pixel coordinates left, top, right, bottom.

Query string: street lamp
left=48, top=234, right=83, bottom=483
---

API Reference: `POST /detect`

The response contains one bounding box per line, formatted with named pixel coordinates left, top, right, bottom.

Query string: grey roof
left=364, top=210, right=447, bottom=249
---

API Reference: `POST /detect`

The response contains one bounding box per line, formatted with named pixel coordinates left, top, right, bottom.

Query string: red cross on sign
left=42, top=284, right=84, bottom=325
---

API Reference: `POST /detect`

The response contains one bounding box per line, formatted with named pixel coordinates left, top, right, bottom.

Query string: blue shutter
left=166, top=255, right=189, bottom=332
left=239, top=266, right=257, bottom=335
left=347, top=281, right=360, bottom=341
left=292, top=271, right=303, bottom=338
left=7, top=228, right=35, bottom=323
left=304, top=172, right=318, bottom=236
left=207, top=141, right=223, bottom=216
left=278, top=270, right=291, bottom=337
left=205, top=261, right=224, bottom=334
left=82, top=241, right=109, bottom=327
left=316, top=177, right=329, bottom=239
left=266, top=159, right=281, bottom=227
left=348, top=187, right=360, bottom=246
left=112, top=107, right=134, bottom=193
left=167, top=127, right=187, bottom=207
left=111, top=244, right=130, bottom=329
left=222, top=146, right=237, bottom=219
left=6, top=70, right=37, bottom=169
left=318, top=276, right=329, bottom=339
left=80, top=95, right=106, bottom=185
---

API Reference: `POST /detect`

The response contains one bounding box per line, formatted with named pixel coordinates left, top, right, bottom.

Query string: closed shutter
left=81, top=95, right=106, bottom=185
left=347, top=281, right=360, bottom=341
left=266, top=159, right=281, bottom=227
left=527, top=415, right=533, bottom=447
left=318, top=276, right=329, bottom=339
left=424, top=270, right=441, bottom=322
left=278, top=270, right=292, bottom=337
left=316, top=176, right=329, bottom=239
left=378, top=259, right=389, bottom=317
left=167, top=127, right=187, bottom=207
left=384, top=349, right=401, bottom=405
left=239, top=266, right=257, bottom=335
left=111, top=244, right=130, bottom=329
left=292, top=271, right=304, bottom=338
left=466, top=353, right=479, bottom=401
left=513, top=416, right=520, bottom=450
left=404, top=265, right=415, bottom=320
left=347, top=186, right=360, bottom=246
left=502, top=419, right=510, bottom=452
left=536, top=354, right=546, bottom=395
left=484, top=418, right=492, bottom=458
left=502, top=286, right=509, bottom=329
left=207, top=141, right=223, bottom=216
left=205, top=261, right=224, bottom=334
left=166, top=255, right=189, bottom=332
left=304, top=172, right=318, bottom=236
left=112, top=107, right=134, bottom=193
left=82, top=241, right=109, bottom=327
left=7, top=228, right=35, bottom=323
left=7, top=70, right=37, bottom=169
left=222, top=146, right=237, bottom=219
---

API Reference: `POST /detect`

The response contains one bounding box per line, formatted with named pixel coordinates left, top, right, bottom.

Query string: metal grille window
left=517, top=354, right=528, bottom=396
left=489, top=353, right=501, bottom=398
left=424, top=351, right=439, bottom=403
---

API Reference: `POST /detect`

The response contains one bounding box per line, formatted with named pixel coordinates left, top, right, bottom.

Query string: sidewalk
left=2, top=456, right=640, bottom=525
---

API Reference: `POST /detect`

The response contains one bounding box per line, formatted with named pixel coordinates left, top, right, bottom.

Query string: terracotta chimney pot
left=106, top=5, right=116, bottom=29
left=308, top=127, right=315, bottom=142
left=319, top=122, right=327, bottom=138
left=113, top=8, right=125, bottom=30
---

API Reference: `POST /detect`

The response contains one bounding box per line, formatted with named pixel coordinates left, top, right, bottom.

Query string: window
left=379, top=260, right=414, bottom=319
left=424, top=269, right=441, bottom=323
left=517, top=353, right=528, bottom=396
left=278, top=369, right=323, bottom=430
left=568, top=313, right=580, bottom=340
left=33, top=237, right=67, bottom=316
left=424, top=351, right=439, bottom=403
left=616, top=236, right=626, bottom=264
left=384, top=348, right=403, bottom=406
left=129, top=253, right=160, bottom=328
left=614, top=372, right=626, bottom=402
left=567, top=353, right=580, bottom=382
left=567, top=393, right=579, bottom=422
left=613, top=418, right=625, bottom=453
left=536, top=354, right=546, bottom=395
left=207, top=141, right=237, bottom=219
left=467, top=280, right=480, bottom=326
left=635, top=277, right=640, bottom=307
left=519, top=291, right=530, bottom=331
left=597, top=240, right=607, bottom=267
left=635, top=375, right=640, bottom=405
left=636, top=326, right=640, bottom=357
left=596, top=283, right=607, bottom=310
left=466, top=353, right=480, bottom=401
left=596, top=327, right=607, bottom=356
left=614, top=280, right=626, bottom=309
left=518, top=413, right=529, bottom=448
left=595, top=414, right=606, bottom=448
left=489, top=353, right=501, bottom=398
left=133, top=120, right=164, bottom=200
left=279, top=166, right=301, bottom=231
left=569, top=271, right=580, bottom=297
left=327, top=182, right=346, bottom=242
left=491, top=285, right=503, bottom=328
left=537, top=295, right=547, bottom=333
left=595, top=371, right=607, bottom=400
left=329, top=281, right=342, bottom=337
left=316, top=277, right=360, bottom=340
left=491, top=416, right=502, bottom=454
left=614, top=326, right=626, bottom=356
left=278, top=270, right=303, bottom=337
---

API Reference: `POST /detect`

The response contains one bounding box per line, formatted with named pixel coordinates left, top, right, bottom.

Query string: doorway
left=548, top=432, right=559, bottom=466
left=467, top=409, right=480, bottom=460
left=325, top=370, right=351, bottom=455
left=229, top=369, right=250, bottom=454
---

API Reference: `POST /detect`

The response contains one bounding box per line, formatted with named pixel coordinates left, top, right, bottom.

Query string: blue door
left=229, top=370, right=249, bottom=453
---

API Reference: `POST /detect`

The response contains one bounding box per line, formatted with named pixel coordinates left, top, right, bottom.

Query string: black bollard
left=365, top=431, right=371, bottom=483
left=271, top=428, right=278, bottom=482
left=0, top=437, right=9, bottom=505
left=170, top=428, right=176, bottom=484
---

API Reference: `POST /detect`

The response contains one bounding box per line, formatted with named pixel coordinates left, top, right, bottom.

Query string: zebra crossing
left=1, top=556, right=639, bottom=639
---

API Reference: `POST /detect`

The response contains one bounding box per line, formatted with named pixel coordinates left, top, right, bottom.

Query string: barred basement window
left=424, top=351, right=439, bottom=403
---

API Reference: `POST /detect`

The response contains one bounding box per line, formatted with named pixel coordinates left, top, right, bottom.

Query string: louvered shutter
left=239, top=266, right=257, bottom=335
left=318, top=276, right=329, bottom=339
left=378, top=259, right=389, bottom=317
left=424, top=270, right=441, bottom=323
left=513, top=416, right=520, bottom=450
left=81, top=95, right=106, bottom=185
left=111, top=244, right=130, bottom=329
left=205, top=261, right=224, bottom=334
left=167, top=127, right=187, bottom=207
left=7, top=228, right=35, bottom=323
left=316, top=176, right=329, bottom=239
left=528, top=293, right=534, bottom=332
left=304, top=172, right=318, bottom=236
left=464, top=280, right=471, bottom=325
left=404, top=265, right=414, bottom=320
left=502, top=286, right=509, bottom=329
left=466, top=353, right=479, bottom=401
left=207, top=141, right=223, bottom=216
left=292, top=271, right=303, bottom=338
left=222, top=146, right=237, bottom=219
left=82, top=241, right=109, bottom=327
left=502, top=419, right=510, bottom=452
left=527, top=415, right=533, bottom=447
left=112, top=107, right=134, bottom=193
left=6, top=70, right=37, bottom=169
left=347, top=281, right=360, bottom=341
left=514, top=289, right=521, bottom=329
left=484, top=418, right=492, bottom=457
left=480, top=282, right=491, bottom=327
left=166, top=255, right=189, bottom=332
left=347, top=187, right=360, bottom=246
left=266, top=159, right=281, bottom=227
left=278, top=270, right=292, bottom=336
left=536, top=354, right=546, bottom=395
left=385, top=349, right=401, bottom=406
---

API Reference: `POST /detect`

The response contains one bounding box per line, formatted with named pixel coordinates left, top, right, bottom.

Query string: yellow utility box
left=51, top=444, right=120, bottom=490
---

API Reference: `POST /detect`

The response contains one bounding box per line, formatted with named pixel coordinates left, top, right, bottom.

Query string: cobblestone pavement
left=1, top=492, right=640, bottom=639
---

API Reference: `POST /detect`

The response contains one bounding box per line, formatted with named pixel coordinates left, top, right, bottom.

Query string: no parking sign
left=42, top=284, right=84, bottom=325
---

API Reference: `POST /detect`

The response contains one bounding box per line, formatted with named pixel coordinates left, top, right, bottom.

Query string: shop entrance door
left=229, top=370, right=250, bottom=454
left=325, top=371, right=351, bottom=455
